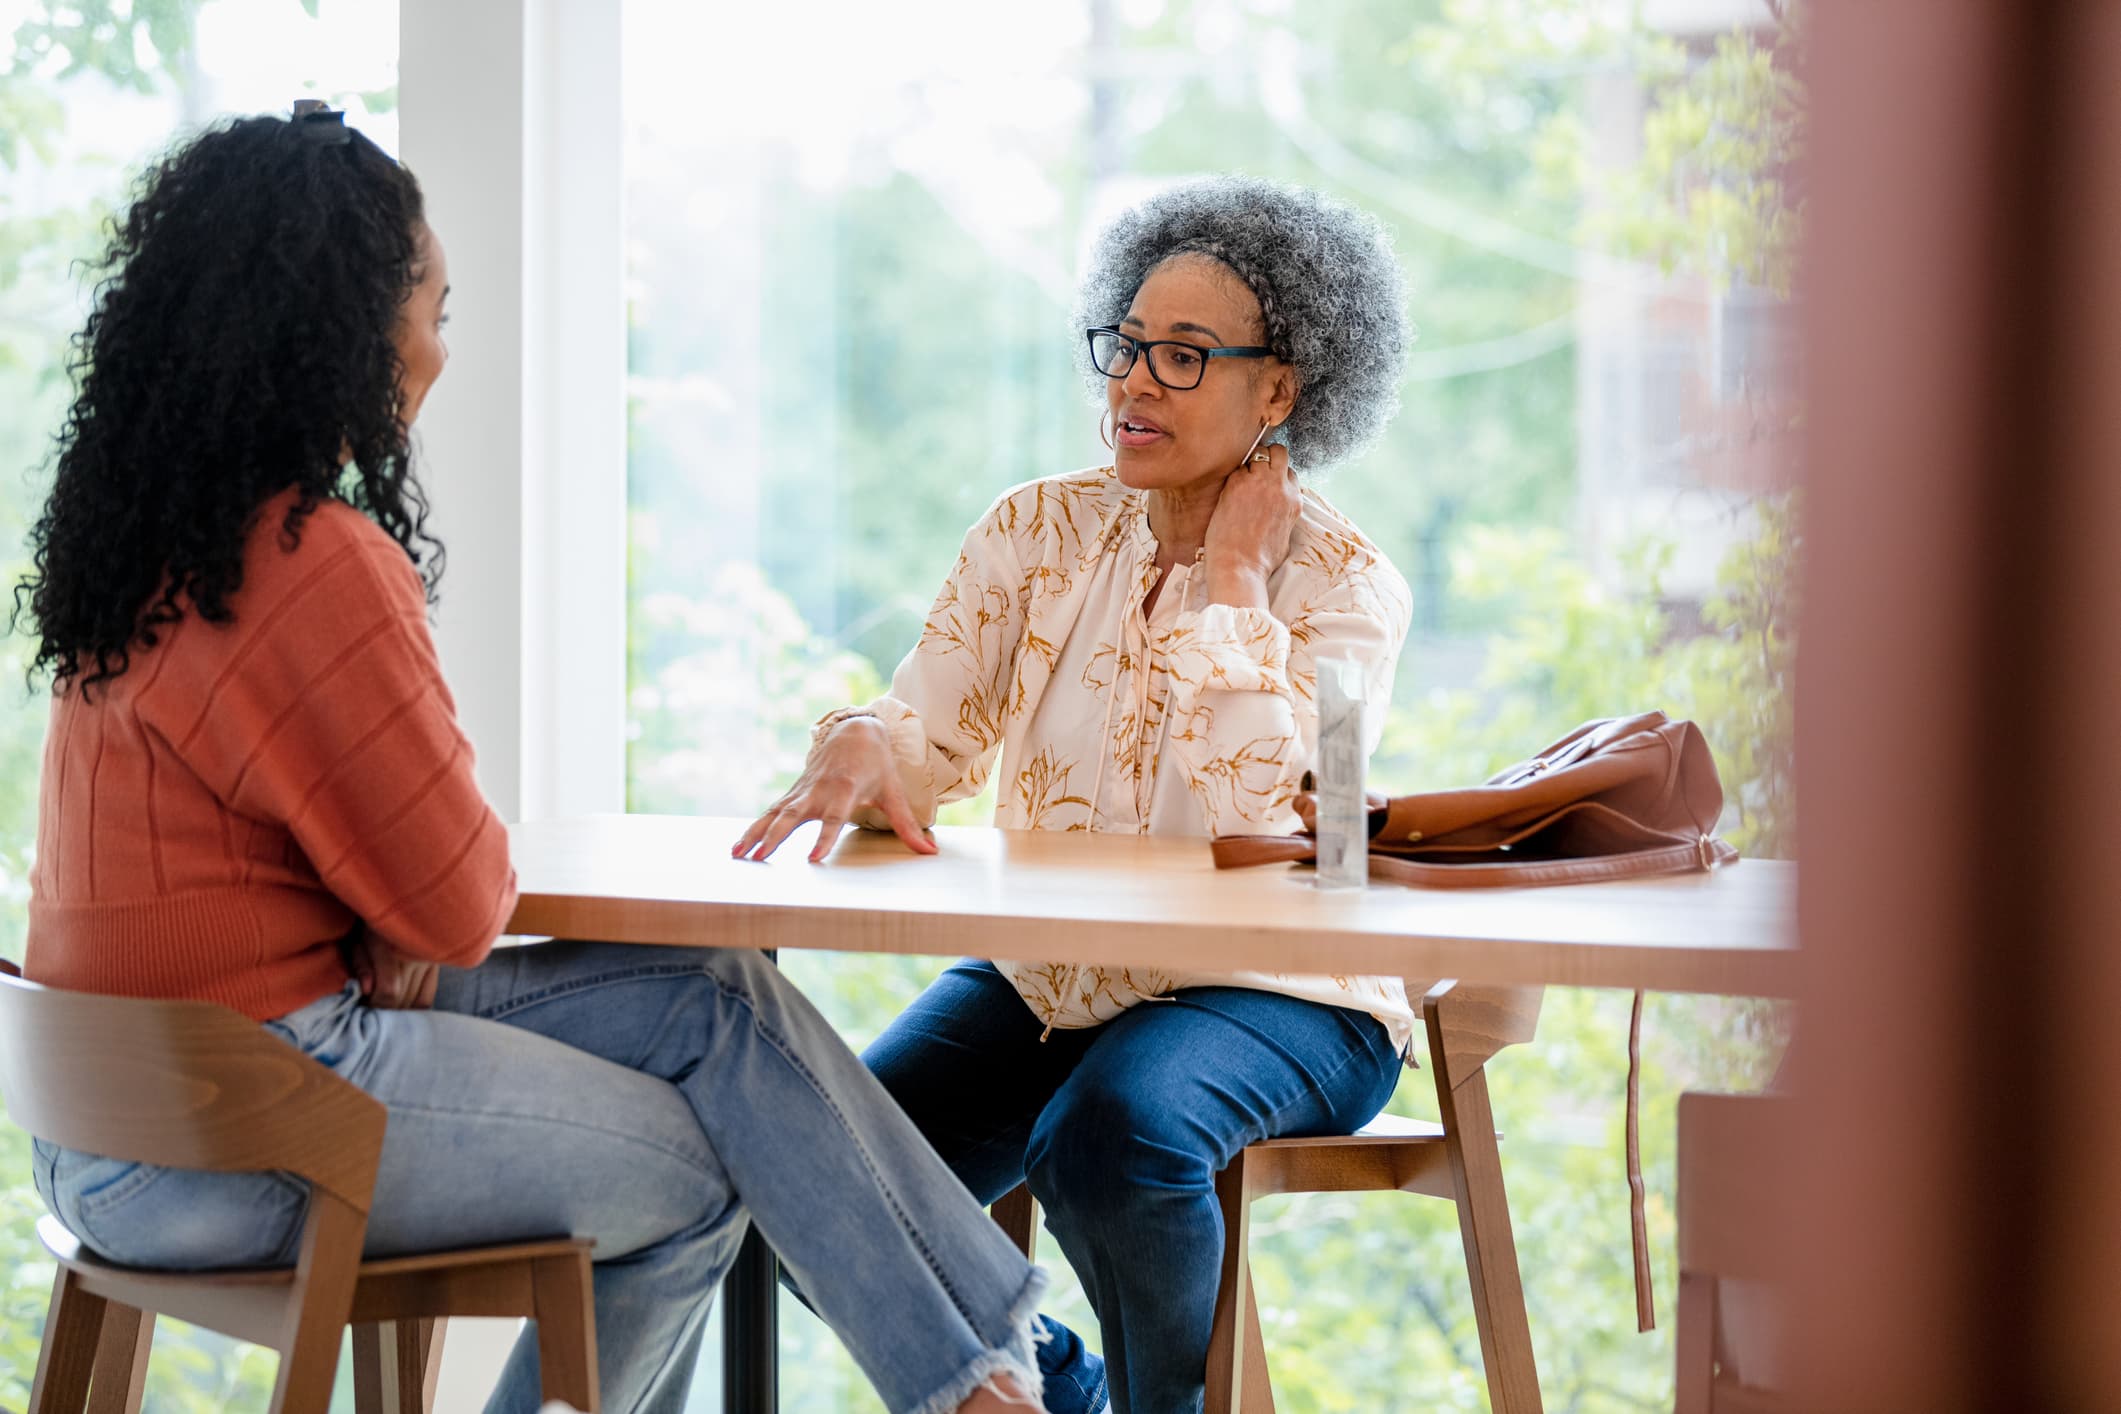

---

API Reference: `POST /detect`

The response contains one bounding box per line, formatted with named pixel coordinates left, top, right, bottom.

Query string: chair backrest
left=1679, top=1091, right=1791, bottom=1285
left=1415, top=980, right=1544, bottom=1085
left=1679, top=1090, right=1792, bottom=1399
left=0, top=970, right=387, bottom=1211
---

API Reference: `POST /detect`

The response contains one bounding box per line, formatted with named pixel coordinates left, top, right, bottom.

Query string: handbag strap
left=1208, top=833, right=1318, bottom=869
left=1628, top=988, right=1654, bottom=1332
left=1365, top=836, right=1737, bottom=889
left=1212, top=832, right=1739, bottom=887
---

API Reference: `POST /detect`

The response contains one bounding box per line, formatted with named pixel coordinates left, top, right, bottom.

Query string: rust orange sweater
left=24, top=490, right=517, bottom=1021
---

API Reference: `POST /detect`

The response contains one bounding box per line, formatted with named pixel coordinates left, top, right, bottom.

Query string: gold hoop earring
left=1099, top=409, right=1116, bottom=451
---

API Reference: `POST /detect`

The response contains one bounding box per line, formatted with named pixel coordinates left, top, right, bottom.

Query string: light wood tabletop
left=507, top=815, right=1797, bottom=997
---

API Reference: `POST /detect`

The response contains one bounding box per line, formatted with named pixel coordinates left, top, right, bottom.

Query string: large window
left=0, top=6, right=398, bottom=1407
left=624, top=1, right=1798, bottom=1409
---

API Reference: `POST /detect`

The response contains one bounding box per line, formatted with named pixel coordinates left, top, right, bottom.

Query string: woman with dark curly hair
left=738, top=176, right=1418, bottom=1414
left=15, top=108, right=1048, bottom=1414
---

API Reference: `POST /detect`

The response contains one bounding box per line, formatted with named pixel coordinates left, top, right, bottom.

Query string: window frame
left=401, top=0, right=628, bottom=823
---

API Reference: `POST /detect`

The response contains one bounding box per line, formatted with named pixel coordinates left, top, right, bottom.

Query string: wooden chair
left=990, top=979, right=1546, bottom=1414
left=1675, top=1091, right=1791, bottom=1414
left=0, top=960, right=599, bottom=1414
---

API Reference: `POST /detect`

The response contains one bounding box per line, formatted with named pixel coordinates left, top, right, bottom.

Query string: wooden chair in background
left=0, top=961, right=597, bottom=1414
left=1675, top=1091, right=1791, bottom=1414
left=990, top=979, right=1547, bottom=1414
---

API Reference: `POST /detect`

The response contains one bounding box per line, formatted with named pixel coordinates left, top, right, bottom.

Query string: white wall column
left=401, top=0, right=627, bottom=824
left=521, top=0, right=628, bottom=820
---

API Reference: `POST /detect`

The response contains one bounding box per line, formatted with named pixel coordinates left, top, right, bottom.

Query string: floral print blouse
left=835, top=464, right=1420, bottom=1061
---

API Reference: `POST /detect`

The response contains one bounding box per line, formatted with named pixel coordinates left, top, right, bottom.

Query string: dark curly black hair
left=14, top=111, right=443, bottom=698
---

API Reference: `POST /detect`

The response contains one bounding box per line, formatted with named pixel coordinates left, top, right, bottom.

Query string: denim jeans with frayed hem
left=33, top=941, right=1047, bottom=1414
left=850, top=960, right=1403, bottom=1414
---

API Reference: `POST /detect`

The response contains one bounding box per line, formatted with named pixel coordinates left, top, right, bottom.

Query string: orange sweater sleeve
left=141, top=507, right=517, bottom=968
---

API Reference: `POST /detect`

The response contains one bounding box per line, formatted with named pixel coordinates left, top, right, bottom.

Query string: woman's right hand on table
left=733, top=716, right=939, bottom=863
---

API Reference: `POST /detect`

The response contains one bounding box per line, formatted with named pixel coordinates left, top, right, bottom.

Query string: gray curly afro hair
left=1072, top=174, right=1410, bottom=471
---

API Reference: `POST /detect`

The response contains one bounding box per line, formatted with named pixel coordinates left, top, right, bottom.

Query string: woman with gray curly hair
left=738, top=176, right=1416, bottom=1414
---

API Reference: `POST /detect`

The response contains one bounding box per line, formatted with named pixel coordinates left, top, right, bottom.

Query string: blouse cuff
left=1162, top=604, right=1292, bottom=698
left=842, top=696, right=940, bottom=830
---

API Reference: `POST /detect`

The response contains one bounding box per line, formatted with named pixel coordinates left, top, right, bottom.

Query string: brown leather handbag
left=1212, top=711, right=1741, bottom=1334
left=1211, top=710, right=1739, bottom=886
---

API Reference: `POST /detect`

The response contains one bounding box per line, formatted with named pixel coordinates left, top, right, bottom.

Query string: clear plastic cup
left=1313, top=656, right=1368, bottom=890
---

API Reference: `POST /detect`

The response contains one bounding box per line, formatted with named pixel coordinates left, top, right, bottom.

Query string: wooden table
left=506, top=814, right=1798, bottom=1409
left=509, top=814, right=1797, bottom=997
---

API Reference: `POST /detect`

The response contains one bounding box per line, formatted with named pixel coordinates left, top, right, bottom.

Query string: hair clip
left=291, top=98, right=351, bottom=146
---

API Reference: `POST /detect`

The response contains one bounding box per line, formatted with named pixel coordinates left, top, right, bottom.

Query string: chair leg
left=991, top=1183, right=1038, bottom=1261
left=1239, top=1276, right=1277, bottom=1414
left=85, top=1303, right=152, bottom=1414
left=29, top=1266, right=104, bottom=1414
left=1204, top=1157, right=1255, bottom=1414
left=268, top=1191, right=371, bottom=1414
left=533, top=1251, right=600, bottom=1413
left=351, top=1324, right=386, bottom=1414
left=352, top=1319, right=442, bottom=1414
left=415, top=1319, right=447, bottom=1413
left=1440, top=1069, right=1543, bottom=1414
left=1675, top=1272, right=1718, bottom=1414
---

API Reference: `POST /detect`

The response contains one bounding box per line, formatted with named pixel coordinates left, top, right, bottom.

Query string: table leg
left=722, top=1228, right=779, bottom=1412
left=723, top=947, right=779, bottom=1412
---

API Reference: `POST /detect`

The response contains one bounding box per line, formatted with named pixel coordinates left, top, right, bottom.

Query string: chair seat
left=41, top=1215, right=589, bottom=1287
left=1245, top=1111, right=1447, bottom=1150
left=40, top=1214, right=593, bottom=1343
left=1355, top=1111, right=1448, bottom=1140
left=41, top=1216, right=301, bottom=1290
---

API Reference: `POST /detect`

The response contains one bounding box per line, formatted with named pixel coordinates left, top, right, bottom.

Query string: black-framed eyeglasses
left=1085, top=327, right=1273, bottom=391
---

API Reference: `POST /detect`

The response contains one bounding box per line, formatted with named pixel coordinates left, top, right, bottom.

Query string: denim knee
left=690, top=945, right=792, bottom=1000
left=1024, top=1083, right=1217, bottom=1222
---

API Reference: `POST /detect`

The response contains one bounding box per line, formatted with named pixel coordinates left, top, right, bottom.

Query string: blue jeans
left=856, top=961, right=1403, bottom=1414
left=31, top=941, right=1047, bottom=1414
